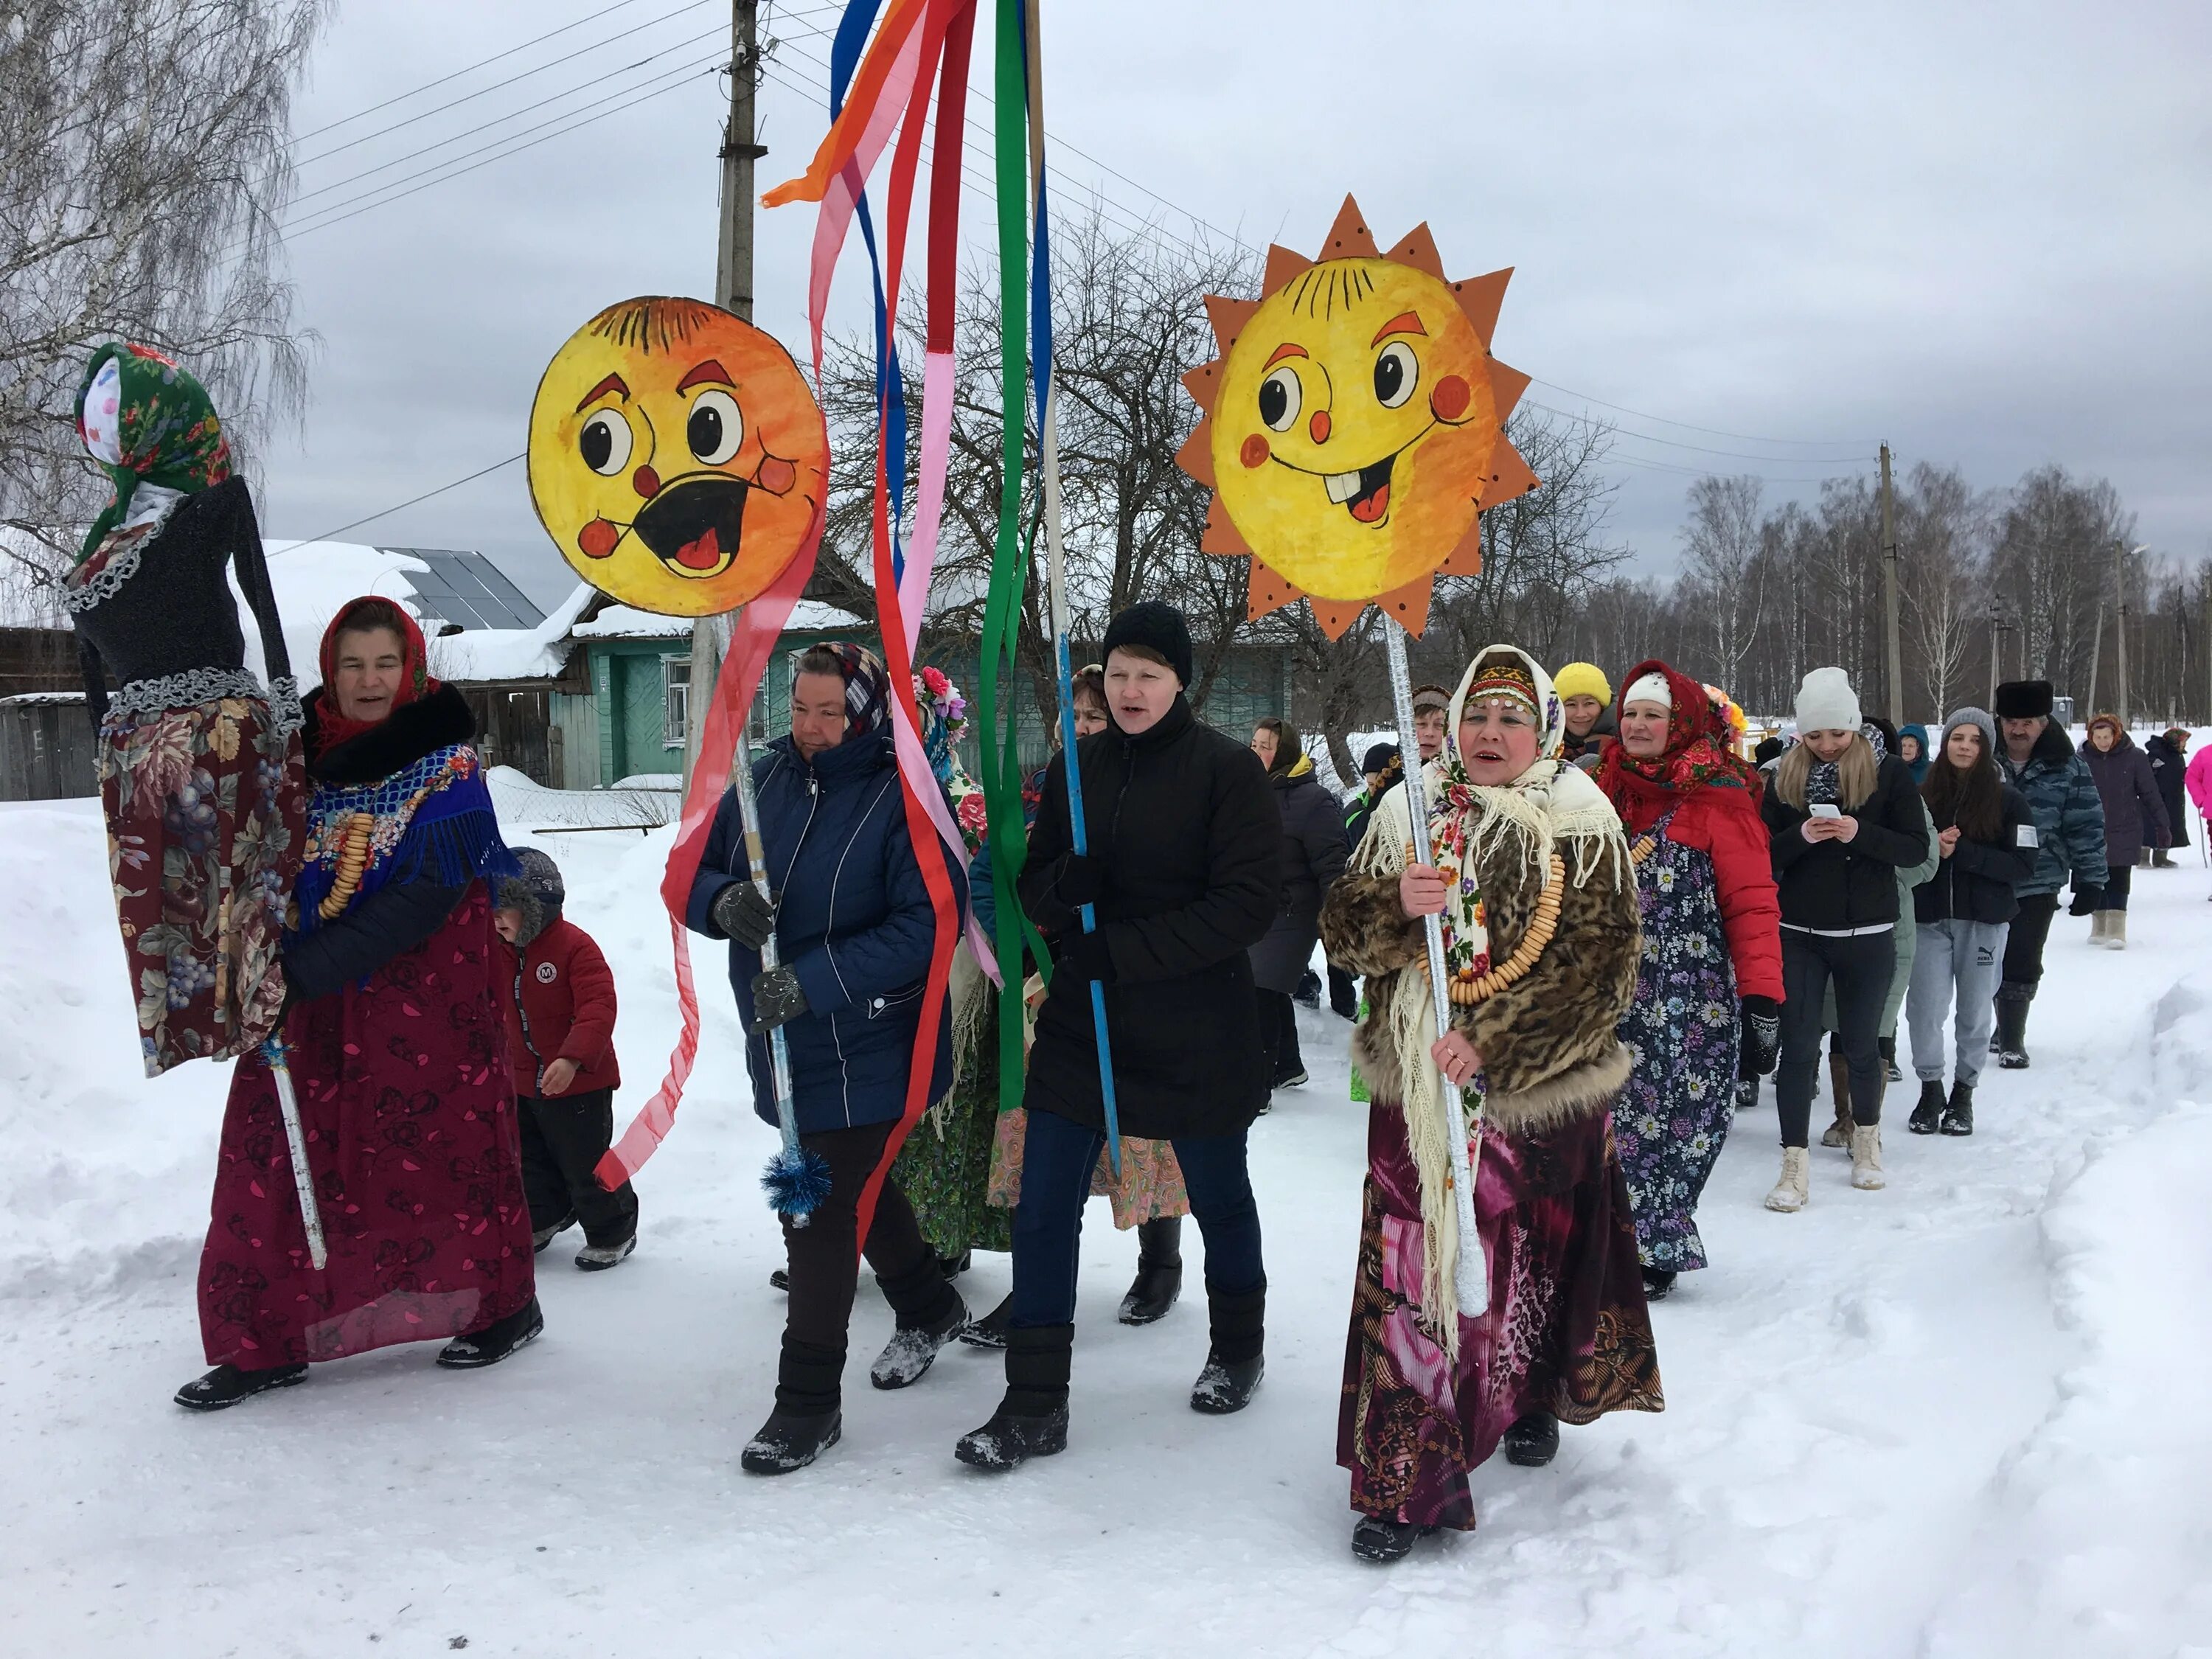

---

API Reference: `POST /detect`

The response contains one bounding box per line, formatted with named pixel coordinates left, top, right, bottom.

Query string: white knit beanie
left=1795, top=667, right=1860, bottom=734
left=1621, top=670, right=1672, bottom=712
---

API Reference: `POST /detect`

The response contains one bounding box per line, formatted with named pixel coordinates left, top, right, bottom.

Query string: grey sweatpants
left=1907, top=919, right=2010, bottom=1087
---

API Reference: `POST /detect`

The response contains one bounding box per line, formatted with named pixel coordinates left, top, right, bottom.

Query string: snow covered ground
left=3, top=789, right=2208, bottom=1658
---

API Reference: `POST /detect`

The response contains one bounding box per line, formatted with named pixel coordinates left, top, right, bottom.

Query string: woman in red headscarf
left=1596, top=661, right=1782, bottom=1299
left=176, top=598, right=539, bottom=1410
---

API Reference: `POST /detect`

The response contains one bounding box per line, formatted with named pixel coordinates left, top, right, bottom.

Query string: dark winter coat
left=1997, top=723, right=2109, bottom=896
left=1561, top=708, right=1617, bottom=770
left=1020, top=695, right=1280, bottom=1140
left=501, top=914, right=621, bottom=1098
left=1913, top=785, right=2039, bottom=926
left=2084, top=733, right=2172, bottom=863
left=2146, top=734, right=2191, bottom=850
left=1761, top=754, right=1932, bottom=931
left=1249, top=757, right=1350, bottom=993
left=686, top=726, right=961, bottom=1135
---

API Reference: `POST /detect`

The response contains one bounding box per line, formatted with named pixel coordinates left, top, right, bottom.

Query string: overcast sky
left=257, top=0, right=2212, bottom=613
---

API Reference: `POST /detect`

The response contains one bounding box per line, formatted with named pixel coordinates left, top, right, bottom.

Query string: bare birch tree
left=1, top=0, right=326, bottom=600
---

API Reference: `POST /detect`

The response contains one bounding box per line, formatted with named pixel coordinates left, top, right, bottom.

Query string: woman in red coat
left=1597, top=661, right=1783, bottom=1298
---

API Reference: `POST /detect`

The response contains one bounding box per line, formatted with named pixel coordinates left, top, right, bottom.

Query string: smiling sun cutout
left=1178, top=197, right=1538, bottom=639
left=528, top=297, right=829, bottom=618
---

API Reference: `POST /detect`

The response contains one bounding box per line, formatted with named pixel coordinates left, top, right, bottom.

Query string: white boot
left=1764, top=1147, right=1811, bottom=1212
left=1849, top=1124, right=1885, bottom=1189
left=2104, top=911, right=2128, bottom=951
left=2087, top=910, right=2110, bottom=945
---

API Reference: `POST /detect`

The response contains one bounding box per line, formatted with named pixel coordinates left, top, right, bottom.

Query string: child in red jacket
left=494, top=849, right=639, bottom=1270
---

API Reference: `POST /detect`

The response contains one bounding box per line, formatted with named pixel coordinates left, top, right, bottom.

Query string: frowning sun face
left=1180, top=197, right=1539, bottom=639
left=528, top=297, right=828, bottom=617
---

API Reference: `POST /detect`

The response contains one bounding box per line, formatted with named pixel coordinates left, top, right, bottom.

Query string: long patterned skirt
left=893, top=1005, right=1015, bottom=1260
left=1614, top=817, right=1740, bottom=1273
left=1340, top=1099, right=1663, bottom=1530
left=98, top=695, right=304, bottom=1076
left=197, top=886, right=535, bottom=1369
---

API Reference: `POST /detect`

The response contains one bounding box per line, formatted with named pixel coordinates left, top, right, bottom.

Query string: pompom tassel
left=762, top=1145, right=832, bottom=1222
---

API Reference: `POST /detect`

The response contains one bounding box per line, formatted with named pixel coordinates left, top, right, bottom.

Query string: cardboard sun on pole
left=1177, top=196, right=1539, bottom=638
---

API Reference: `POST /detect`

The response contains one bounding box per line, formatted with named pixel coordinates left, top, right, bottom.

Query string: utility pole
left=2114, top=538, right=2130, bottom=730
left=2084, top=601, right=2102, bottom=720
left=687, top=0, right=765, bottom=779
left=1879, top=442, right=1902, bottom=727
left=1987, top=602, right=2001, bottom=709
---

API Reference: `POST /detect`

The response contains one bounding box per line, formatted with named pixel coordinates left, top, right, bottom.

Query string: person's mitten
left=747, top=964, right=810, bottom=1034
left=2067, top=886, right=2103, bottom=918
left=1054, top=928, right=1116, bottom=984
left=712, top=880, right=777, bottom=950
left=1739, top=995, right=1781, bottom=1079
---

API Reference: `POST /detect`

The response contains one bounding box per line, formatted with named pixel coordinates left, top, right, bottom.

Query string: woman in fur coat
left=1596, top=663, right=1781, bottom=1300
left=1318, top=645, right=1663, bottom=1565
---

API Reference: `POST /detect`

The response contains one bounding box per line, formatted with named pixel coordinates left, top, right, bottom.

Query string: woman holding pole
left=1318, top=645, right=1662, bottom=1564
left=178, top=599, right=537, bottom=1410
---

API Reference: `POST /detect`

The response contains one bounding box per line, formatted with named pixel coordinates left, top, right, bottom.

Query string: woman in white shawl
left=1318, top=645, right=1663, bottom=1564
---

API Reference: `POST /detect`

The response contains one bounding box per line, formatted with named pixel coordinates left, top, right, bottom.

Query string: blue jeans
left=1009, top=1107, right=1265, bottom=1329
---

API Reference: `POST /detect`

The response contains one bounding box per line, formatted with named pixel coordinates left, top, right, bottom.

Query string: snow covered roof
left=569, top=597, right=869, bottom=642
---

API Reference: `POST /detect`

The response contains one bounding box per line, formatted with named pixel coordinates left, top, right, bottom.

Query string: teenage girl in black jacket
left=1759, top=669, right=1930, bottom=1208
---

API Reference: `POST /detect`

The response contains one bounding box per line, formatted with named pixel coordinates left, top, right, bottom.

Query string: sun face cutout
left=1178, top=197, right=1539, bottom=639
left=528, top=297, right=829, bottom=618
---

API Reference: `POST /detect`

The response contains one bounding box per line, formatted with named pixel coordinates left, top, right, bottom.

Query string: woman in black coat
left=1759, top=669, right=1930, bottom=1208
left=1246, top=716, right=1350, bottom=1090
left=2082, top=714, right=2170, bottom=947
left=2145, top=726, right=2191, bottom=863
left=957, top=602, right=1281, bottom=1471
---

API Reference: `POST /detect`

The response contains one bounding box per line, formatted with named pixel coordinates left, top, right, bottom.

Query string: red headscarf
left=313, top=597, right=437, bottom=755
left=1597, top=658, right=1763, bottom=816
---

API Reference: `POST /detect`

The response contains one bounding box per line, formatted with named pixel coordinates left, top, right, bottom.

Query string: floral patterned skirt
left=987, top=1107, right=1188, bottom=1229
left=98, top=695, right=304, bottom=1077
left=198, top=887, right=534, bottom=1368
left=893, top=1028, right=1015, bottom=1260
left=1340, top=1096, right=1663, bottom=1530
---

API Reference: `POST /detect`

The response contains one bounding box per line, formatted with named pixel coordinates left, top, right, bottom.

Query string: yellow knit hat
left=1554, top=661, right=1611, bottom=706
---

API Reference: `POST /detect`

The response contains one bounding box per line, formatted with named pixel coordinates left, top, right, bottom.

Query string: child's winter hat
left=498, top=848, right=565, bottom=947
left=1552, top=661, right=1612, bottom=706
left=1794, top=667, right=1861, bottom=734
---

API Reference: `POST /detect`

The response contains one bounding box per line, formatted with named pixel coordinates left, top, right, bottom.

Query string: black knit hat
left=1361, top=741, right=1402, bottom=776
left=1100, top=599, right=1192, bottom=687
left=1993, top=680, right=2054, bottom=720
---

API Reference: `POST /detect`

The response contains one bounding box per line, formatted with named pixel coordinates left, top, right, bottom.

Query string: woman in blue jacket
left=688, top=642, right=967, bottom=1476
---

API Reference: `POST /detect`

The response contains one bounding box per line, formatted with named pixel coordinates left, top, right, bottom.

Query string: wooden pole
left=2115, top=539, right=2132, bottom=729
left=686, top=0, right=763, bottom=781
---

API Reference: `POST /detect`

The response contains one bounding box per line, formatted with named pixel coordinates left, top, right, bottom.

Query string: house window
left=662, top=655, right=690, bottom=748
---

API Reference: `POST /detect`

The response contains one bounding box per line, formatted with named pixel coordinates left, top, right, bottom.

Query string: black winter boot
left=1351, top=1514, right=1438, bottom=1563
left=1641, top=1267, right=1677, bottom=1301
left=956, top=1324, right=1072, bottom=1470
left=1940, top=1080, right=1975, bottom=1136
left=1118, top=1217, right=1183, bottom=1325
left=1994, top=983, right=2034, bottom=1070
left=1503, top=1410, right=1560, bottom=1467
left=1190, top=1281, right=1265, bottom=1414
left=1909, top=1079, right=1946, bottom=1134
left=959, top=1293, right=1012, bottom=1349
left=174, top=1360, right=307, bottom=1411
left=742, top=1337, right=844, bottom=1475
left=436, top=1296, right=543, bottom=1369
left=869, top=1255, right=967, bottom=1389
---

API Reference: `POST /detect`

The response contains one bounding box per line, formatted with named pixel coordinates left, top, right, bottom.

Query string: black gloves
left=1054, top=928, right=1116, bottom=984
left=747, top=964, right=809, bottom=1034
left=2068, top=887, right=2103, bottom=918
left=1056, top=853, right=1107, bottom=909
left=1739, top=995, right=1781, bottom=1079
left=712, top=879, right=777, bottom=950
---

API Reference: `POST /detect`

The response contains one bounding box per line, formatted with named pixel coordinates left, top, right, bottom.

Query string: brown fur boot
left=1820, top=1043, right=1854, bottom=1147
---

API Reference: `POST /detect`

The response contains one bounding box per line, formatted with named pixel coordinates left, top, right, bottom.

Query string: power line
left=1528, top=378, right=1875, bottom=450
left=1529, top=403, right=1872, bottom=465
left=292, top=0, right=669, bottom=144
left=295, top=1, right=721, bottom=168
left=291, top=453, right=526, bottom=546
left=287, top=34, right=728, bottom=214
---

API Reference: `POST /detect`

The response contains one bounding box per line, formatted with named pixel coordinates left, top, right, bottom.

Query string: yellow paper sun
left=1177, top=195, right=1538, bottom=639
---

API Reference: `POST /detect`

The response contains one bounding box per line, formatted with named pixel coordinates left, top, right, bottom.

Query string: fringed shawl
left=292, top=742, right=518, bottom=935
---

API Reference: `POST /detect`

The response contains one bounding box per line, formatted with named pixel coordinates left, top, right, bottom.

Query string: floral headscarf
left=73, top=342, right=233, bottom=566
left=1596, top=658, right=1763, bottom=811
left=312, top=598, right=439, bottom=757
